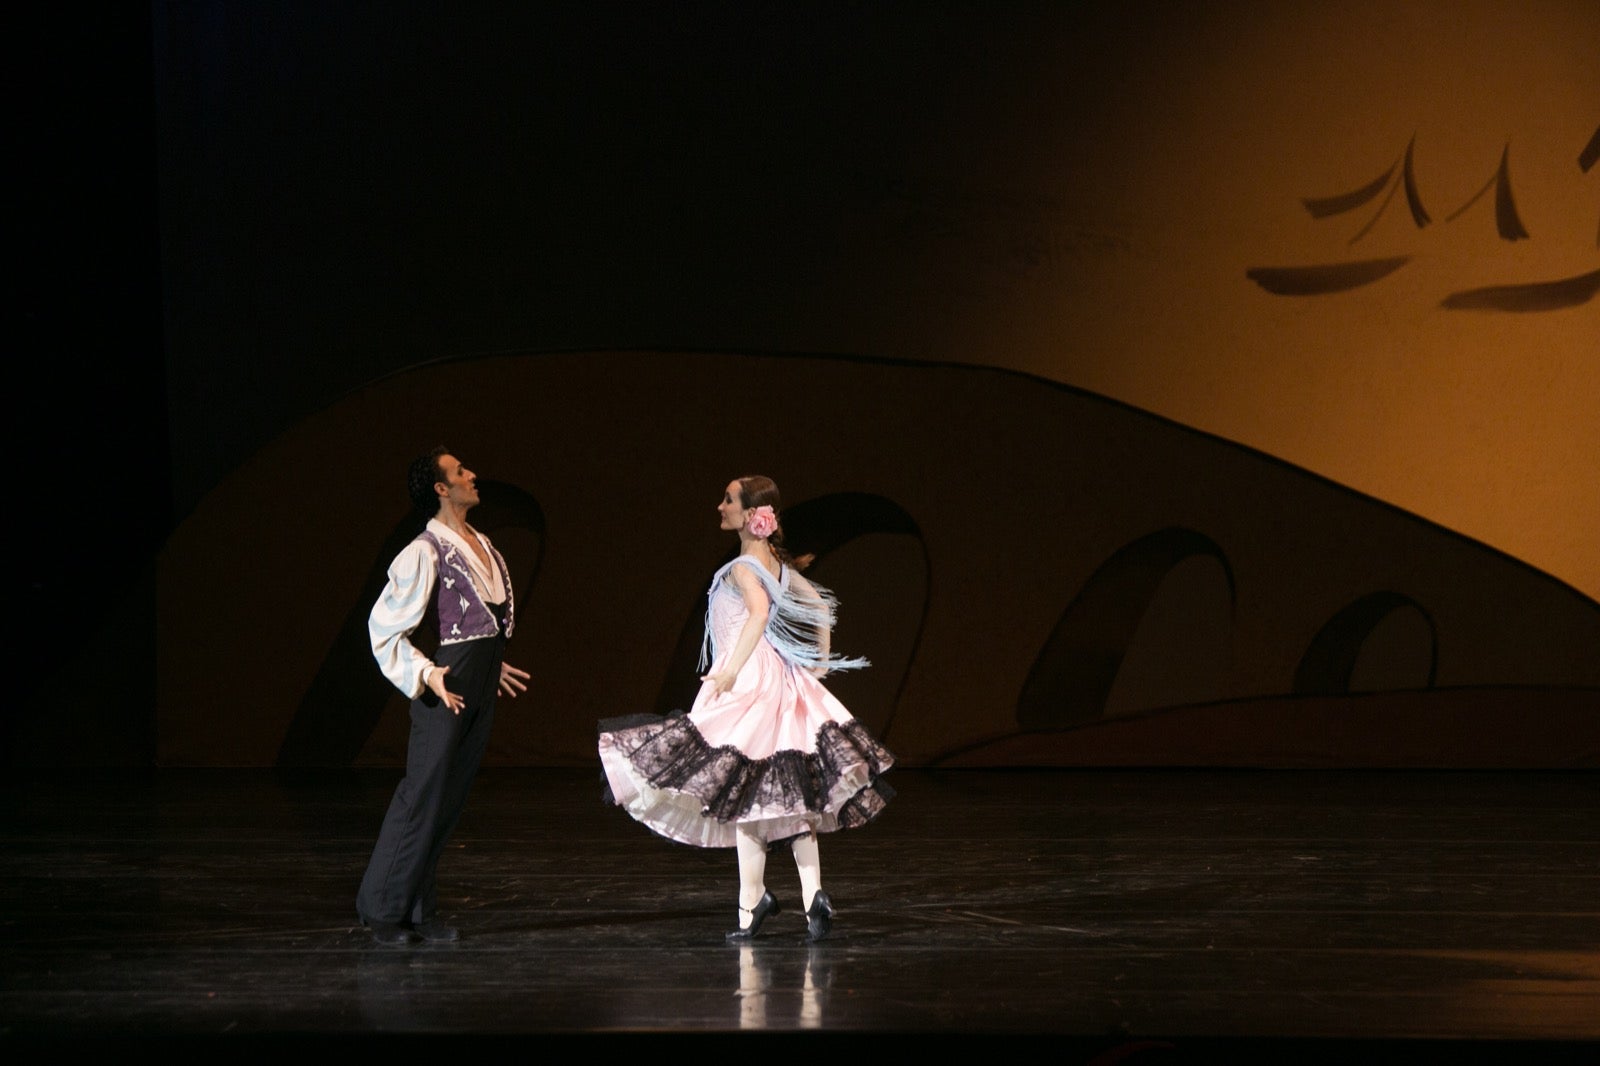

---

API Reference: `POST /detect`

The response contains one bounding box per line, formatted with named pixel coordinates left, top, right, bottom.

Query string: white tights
left=734, top=825, right=822, bottom=928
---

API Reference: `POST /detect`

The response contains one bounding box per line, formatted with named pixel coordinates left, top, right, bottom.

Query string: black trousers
left=356, top=626, right=504, bottom=926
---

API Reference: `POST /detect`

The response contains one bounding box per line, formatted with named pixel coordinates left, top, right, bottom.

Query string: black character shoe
left=366, top=921, right=419, bottom=946
left=725, top=890, right=781, bottom=942
left=413, top=920, right=460, bottom=942
left=804, top=889, right=834, bottom=942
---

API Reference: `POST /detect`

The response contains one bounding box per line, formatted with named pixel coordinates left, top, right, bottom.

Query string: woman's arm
left=701, top=562, right=772, bottom=696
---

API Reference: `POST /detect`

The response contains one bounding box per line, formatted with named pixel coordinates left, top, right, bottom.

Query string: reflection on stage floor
left=2, top=767, right=1596, bottom=1060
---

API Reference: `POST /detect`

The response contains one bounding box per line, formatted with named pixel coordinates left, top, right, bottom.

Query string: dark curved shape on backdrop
left=1293, top=590, right=1437, bottom=696
left=276, top=480, right=546, bottom=768
left=1440, top=268, right=1600, bottom=312
left=1016, top=528, right=1235, bottom=732
left=1401, top=135, right=1432, bottom=230
left=1443, top=146, right=1531, bottom=242
left=1579, top=125, right=1600, bottom=173
left=653, top=492, right=928, bottom=731
left=1301, top=162, right=1395, bottom=219
left=1246, top=256, right=1411, bottom=295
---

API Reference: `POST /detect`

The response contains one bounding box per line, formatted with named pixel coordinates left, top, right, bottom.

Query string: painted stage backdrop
left=28, top=3, right=1599, bottom=767
left=152, top=350, right=1597, bottom=769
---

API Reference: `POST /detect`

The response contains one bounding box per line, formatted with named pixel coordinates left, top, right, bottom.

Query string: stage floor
left=2, top=767, right=1597, bottom=1059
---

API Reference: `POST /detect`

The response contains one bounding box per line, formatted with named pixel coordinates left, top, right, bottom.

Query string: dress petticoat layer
left=598, top=714, right=895, bottom=849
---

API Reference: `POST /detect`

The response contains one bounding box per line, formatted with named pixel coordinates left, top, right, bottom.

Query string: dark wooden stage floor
left=3, top=767, right=1596, bottom=1060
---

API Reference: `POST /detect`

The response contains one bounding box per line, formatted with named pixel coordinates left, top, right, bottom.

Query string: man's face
left=435, top=454, right=480, bottom=510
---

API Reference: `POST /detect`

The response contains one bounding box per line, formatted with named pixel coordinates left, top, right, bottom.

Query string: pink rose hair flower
left=745, top=505, right=777, bottom=539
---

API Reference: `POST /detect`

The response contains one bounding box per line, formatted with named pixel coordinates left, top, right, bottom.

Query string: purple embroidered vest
left=418, top=530, right=515, bottom=646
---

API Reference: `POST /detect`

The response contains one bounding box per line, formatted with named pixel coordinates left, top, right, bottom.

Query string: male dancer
left=357, top=446, right=531, bottom=944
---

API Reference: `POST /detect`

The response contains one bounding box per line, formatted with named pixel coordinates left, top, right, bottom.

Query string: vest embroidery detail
left=418, top=530, right=515, bottom=645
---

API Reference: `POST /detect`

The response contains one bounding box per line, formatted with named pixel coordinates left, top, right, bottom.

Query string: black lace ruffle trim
left=599, top=713, right=893, bottom=826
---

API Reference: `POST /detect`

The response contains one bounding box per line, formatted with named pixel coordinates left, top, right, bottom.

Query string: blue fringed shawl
left=698, top=556, right=870, bottom=676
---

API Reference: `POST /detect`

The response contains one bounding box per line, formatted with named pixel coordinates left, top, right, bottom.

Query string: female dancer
left=598, top=475, right=894, bottom=942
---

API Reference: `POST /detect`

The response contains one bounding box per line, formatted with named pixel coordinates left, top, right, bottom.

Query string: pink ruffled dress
left=598, top=555, right=894, bottom=847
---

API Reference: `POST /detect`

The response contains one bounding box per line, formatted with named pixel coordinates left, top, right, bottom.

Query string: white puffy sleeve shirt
left=368, top=520, right=508, bottom=699
left=368, top=537, right=438, bottom=700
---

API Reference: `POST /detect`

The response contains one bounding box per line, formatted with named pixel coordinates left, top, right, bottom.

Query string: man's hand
left=499, top=662, right=531, bottom=699
left=426, top=665, right=465, bottom=715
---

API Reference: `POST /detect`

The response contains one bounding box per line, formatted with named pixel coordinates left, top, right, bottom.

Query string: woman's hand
left=499, top=662, right=530, bottom=698
left=425, top=665, right=465, bottom=715
left=701, top=669, right=737, bottom=696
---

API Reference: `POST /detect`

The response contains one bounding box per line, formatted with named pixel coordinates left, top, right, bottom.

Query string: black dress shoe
left=804, top=889, right=834, bottom=942
left=366, top=921, right=419, bottom=946
left=725, top=890, right=781, bottom=941
left=413, top=920, right=459, bottom=942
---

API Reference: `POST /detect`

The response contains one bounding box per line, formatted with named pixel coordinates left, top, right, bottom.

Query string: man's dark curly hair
left=406, top=445, right=452, bottom=515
